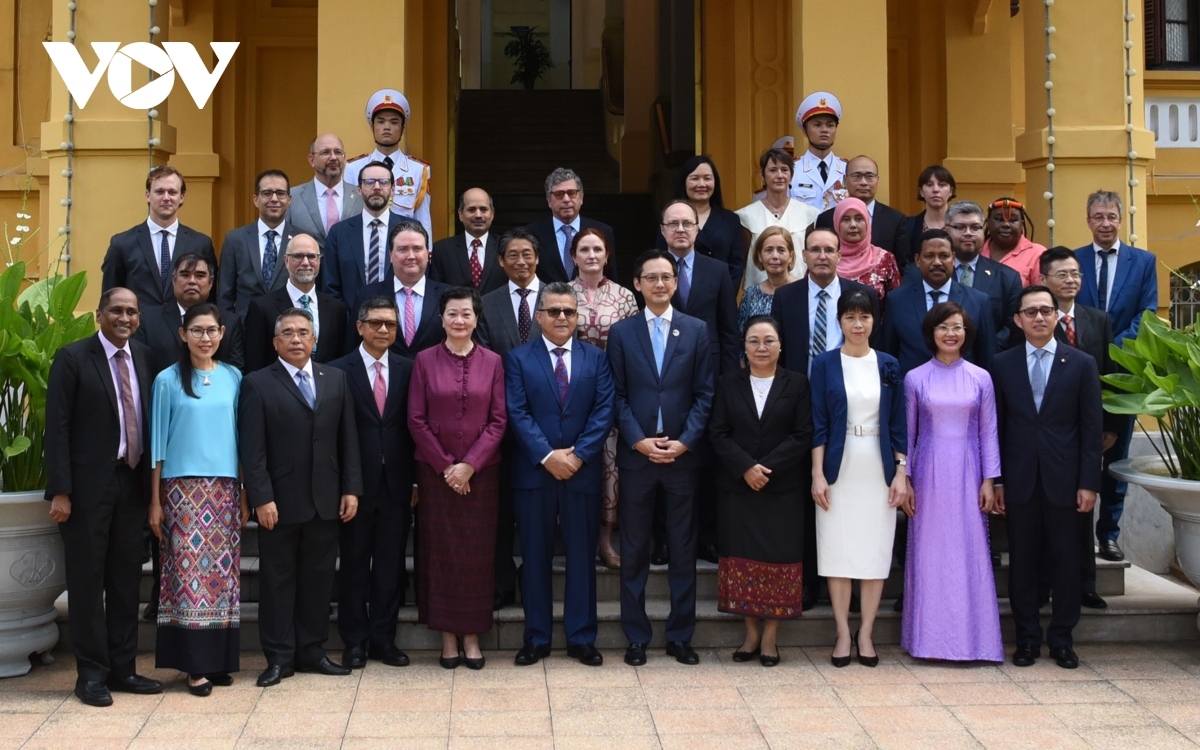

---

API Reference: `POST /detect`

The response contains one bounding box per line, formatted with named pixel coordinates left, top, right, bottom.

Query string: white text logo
left=43, top=42, right=239, bottom=109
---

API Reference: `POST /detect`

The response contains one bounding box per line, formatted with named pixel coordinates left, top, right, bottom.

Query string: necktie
left=469, top=238, right=483, bottom=289
left=299, top=294, right=317, bottom=355
left=262, top=230, right=278, bottom=288
left=1097, top=249, right=1115, bottom=310
left=652, top=317, right=666, bottom=432
left=958, top=263, right=973, bottom=286
left=367, top=219, right=383, bottom=284
left=818, top=160, right=829, bottom=184
left=516, top=288, right=532, bottom=344
left=323, top=188, right=338, bottom=233
left=373, top=361, right=387, bottom=416
left=159, top=230, right=171, bottom=295
left=402, top=288, right=416, bottom=347
left=382, top=155, right=395, bottom=171
left=1062, top=314, right=1076, bottom=346
left=114, top=350, right=140, bottom=468
left=553, top=347, right=569, bottom=406
left=928, top=289, right=943, bottom=311
left=296, top=370, right=316, bottom=410
left=561, top=225, right=576, bottom=278
left=812, top=289, right=829, bottom=363
left=676, top=257, right=691, bottom=307
left=1031, top=349, right=1048, bottom=412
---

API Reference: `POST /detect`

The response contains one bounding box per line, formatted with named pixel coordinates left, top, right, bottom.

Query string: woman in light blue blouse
left=149, top=303, right=246, bottom=696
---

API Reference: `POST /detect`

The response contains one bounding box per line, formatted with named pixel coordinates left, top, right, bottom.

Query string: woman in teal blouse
left=149, top=303, right=246, bottom=696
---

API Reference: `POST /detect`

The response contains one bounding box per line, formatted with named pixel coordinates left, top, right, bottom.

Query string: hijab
left=833, top=197, right=885, bottom=280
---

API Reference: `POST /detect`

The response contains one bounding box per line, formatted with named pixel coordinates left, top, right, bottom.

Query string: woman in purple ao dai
left=901, top=302, right=1004, bottom=662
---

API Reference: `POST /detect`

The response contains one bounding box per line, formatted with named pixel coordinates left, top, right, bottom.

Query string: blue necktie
left=652, top=317, right=666, bottom=432
left=1031, top=349, right=1048, bottom=412
left=811, top=289, right=829, bottom=365
left=958, top=263, right=973, bottom=286
left=159, top=230, right=171, bottom=295
left=262, top=230, right=278, bottom=287
left=677, top=257, right=691, bottom=307
left=561, top=225, right=576, bottom=278
left=928, top=289, right=943, bottom=311
left=296, top=370, right=316, bottom=410
left=299, top=294, right=317, bottom=356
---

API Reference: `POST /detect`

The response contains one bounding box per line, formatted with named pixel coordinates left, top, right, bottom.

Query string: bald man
left=286, top=133, right=365, bottom=250
left=815, top=155, right=911, bottom=266
left=429, top=187, right=507, bottom=296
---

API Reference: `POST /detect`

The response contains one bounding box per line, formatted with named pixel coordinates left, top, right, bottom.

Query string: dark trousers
left=1006, top=482, right=1082, bottom=650
left=1096, top=414, right=1135, bottom=542
left=338, top=472, right=410, bottom=652
left=619, top=462, right=698, bottom=644
left=514, top=484, right=600, bottom=646
left=258, top=515, right=339, bottom=667
left=59, top=464, right=143, bottom=683
left=494, top=441, right=518, bottom=599
left=1039, top=508, right=1098, bottom=599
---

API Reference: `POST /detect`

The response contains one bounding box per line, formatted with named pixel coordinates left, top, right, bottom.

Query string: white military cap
left=772, top=136, right=795, bottom=153
left=796, top=92, right=842, bottom=126
left=365, top=89, right=411, bottom=122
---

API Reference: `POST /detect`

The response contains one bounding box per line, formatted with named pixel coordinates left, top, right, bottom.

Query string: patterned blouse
left=571, top=278, right=639, bottom=349
left=844, top=251, right=902, bottom=301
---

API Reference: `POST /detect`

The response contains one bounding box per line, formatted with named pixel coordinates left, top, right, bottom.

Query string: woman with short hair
left=736, top=148, right=818, bottom=292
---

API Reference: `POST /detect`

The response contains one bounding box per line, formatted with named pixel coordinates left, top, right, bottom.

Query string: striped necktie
left=811, top=289, right=829, bottom=364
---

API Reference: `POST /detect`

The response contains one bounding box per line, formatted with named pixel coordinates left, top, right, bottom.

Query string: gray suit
left=286, top=180, right=363, bottom=249
left=218, top=220, right=293, bottom=319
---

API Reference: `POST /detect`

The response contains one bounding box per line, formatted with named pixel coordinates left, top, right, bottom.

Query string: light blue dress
left=151, top=362, right=241, bottom=478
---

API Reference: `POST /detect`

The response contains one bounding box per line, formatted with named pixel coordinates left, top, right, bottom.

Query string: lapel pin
left=672, top=329, right=680, bottom=337
left=985, top=269, right=992, bottom=276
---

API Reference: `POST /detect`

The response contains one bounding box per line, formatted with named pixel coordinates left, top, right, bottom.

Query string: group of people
left=45, top=86, right=1158, bottom=708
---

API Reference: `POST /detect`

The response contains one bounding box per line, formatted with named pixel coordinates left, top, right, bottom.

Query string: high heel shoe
left=464, top=654, right=485, bottom=670
left=854, top=630, right=878, bottom=668
left=831, top=636, right=851, bottom=668
left=439, top=654, right=461, bottom=669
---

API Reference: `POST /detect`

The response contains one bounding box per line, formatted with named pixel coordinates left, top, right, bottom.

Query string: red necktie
left=373, top=361, right=387, bottom=416
left=469, top=239, right=483, bottom=289
left=1062, top=314, right=1076, bottom=346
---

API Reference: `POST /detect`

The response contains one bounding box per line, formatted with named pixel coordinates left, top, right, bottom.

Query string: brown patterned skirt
left=717, top=487, right=804, bottom=620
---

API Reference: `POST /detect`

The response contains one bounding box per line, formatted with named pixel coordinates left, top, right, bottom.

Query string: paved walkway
left=3, top=643, right=1200, bottom=749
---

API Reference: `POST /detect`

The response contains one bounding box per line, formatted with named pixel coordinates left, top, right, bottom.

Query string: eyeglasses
left=1088, top=213, right=1121, bottom=224
left=186, top=326, right=222, bottom=339
left=934, top=324, right=965, bottom=335
left=946, top=223, right=985, bottom=233
left=745, top=338, right=779, bottom=349
left=361, top=178, right=393, bottom=187
left=540, top=307, right=578, bottom=319
left=848, top=172, right=879, bottom=182
left=286, top=253, right=322, bottom=263
left=639, top=274, right=676, bottom=284
left=1019, top=306, right=1057, bottom=319
left=550, top=189, right=580, bottom=200
left=311, top=149, right=346, bottom=158
left=276, top=329, right=314, bottom=340
left=362, top=319, right=398, bottom=331
left=1048, top=270, right=1082, bottom=281
left=257, top=189, right=289, bottom=200
left=661, top=221, right=697, bottom=231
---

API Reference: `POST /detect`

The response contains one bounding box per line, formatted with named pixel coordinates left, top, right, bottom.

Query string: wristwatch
left=895, top=458, right=907, bottom=467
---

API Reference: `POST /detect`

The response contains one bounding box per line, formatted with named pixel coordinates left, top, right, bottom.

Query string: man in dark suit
left=45, top=288, right=163, bottom=707
left=1041, top=246, right=1120, bottom=610
left=992, top=285, right=1102, bottom=669
left=429, top=187, right=506, bottom=295
left=286, top=133, right=363, bottom=251
left=943, top=200, right=1023, bottom=350
left=323, top=161, right=400, bottom=304
left=327, top=296, right=415, bottom=670
left=1074, top=190, right=1159, bottom=563
left=505, top=282, right=615, bottom=667
left=244, top=234, right=347, bottom=372
left=525, top=168, right=616, bottom=283
left=607, top=250, right=714, bottom=667
left=238, top=307, right=364, bottom=687
left=101, top=166, right=218, bottom=309
left=218, top=169, right=295, bottom=320
left=814, top=155, right=910, bottom=264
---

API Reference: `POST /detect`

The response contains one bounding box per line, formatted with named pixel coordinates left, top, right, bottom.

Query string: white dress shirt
left=258, top=218, right=286, bottom=270
left=360, top=208, right=390, bottom=283
left=146, top=217, right=179, bottom=263
left=314, top=178, right=344, bottom=229
left=465, top=232, right=491, bottom=267
left=1092, top=241, right=1121, bottom=311
left=921, top=279, right=954, bottom=310
left=287, top=280, right=320, bottom=339
left=359, top=344, right=388, bottom=391
left=1025, top=337, right=1058, bottom=388
left=394, top=275, right=427, bottom=339
left=279, top=356, right=316, bottom=392
left=552, top=216, right=582, bottom=259
left=808, top=276, right=844, bottom=355
left=508, top=278, right=541, bottom=321
left=1058, top=302, right=1076, bottom=338
left=98, top=333, right=142, bottom=462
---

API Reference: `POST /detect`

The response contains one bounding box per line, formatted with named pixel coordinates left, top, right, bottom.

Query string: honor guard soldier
left=345, top=89, right=433, bottom=238
left=791, top=92, right=847, bottom=212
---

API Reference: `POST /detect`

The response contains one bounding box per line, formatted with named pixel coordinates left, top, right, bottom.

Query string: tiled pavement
left=4, top=643, right=1200, bottom=749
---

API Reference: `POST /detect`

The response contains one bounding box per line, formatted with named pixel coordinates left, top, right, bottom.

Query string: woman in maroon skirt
left=408, top=286, right=507, bottom=669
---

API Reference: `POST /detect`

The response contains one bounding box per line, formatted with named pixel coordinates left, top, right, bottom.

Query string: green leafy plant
left=1102, top=309, right=1200, bottom=480
left=503, top=26, right=554, bottom=90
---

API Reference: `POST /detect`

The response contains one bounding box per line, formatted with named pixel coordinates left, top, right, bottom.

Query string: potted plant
left=1103, top=308, right=1200, bottom=589
left=503, top=25, right=554, bottom=90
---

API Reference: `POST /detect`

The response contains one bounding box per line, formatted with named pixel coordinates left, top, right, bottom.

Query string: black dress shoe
left=514, top=642, right=552, bottom=666
left=343, top=646, right=367, bottom=669
left=650, top=543, right=669, bottom=566
left=107, top=674, right=163, bottom=694
left=493, top=590, right=517, bottom=611
left=256, top=665, right=295, bottom=687
left=296, top=657, right=351, bottom=676
left=1081, top=591, right=1108, bottom=609
left=697, top=543, right=719, bottom=564
left=141, top=602, right=157, bottom=622
left=1012, top=645, right=1039, bottom=667
left=566, top=643, right=604, bottom=666
left=74, top=680, right=113, bottom=707
left=209, top=674, right=234, bottom=687
left=1050, top=646, right=1079, bottom=669
left=731, top=648, right=760, bottom=662
left=1098, top=540, right=1125, bottom=561
left=439, top=655, right=461, bottom=670
left=665, top=641, right=699, bottom=665
left=624, top=643, right=647, bottom=666
left=759, top=651, right=781, bottom=667
left=464, top=654, right=486, bottom=670
left=187, top=676, right=213, bottom=697
left=892, top=594, right=904, bottom=612
left=368, top=645, right=411, bottom=667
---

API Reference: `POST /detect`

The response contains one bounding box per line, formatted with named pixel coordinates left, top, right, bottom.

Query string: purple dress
left=901, top=357, right=1004, bottom=661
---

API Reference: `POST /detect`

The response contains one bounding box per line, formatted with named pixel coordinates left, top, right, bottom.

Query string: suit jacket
left=708, top=368, right=813, bottom=495
left=990, top=344, right=1103, bottom=506
left=133, top=301, right=245, bottom=375
left=326, top=350, right=415, bottom=507
left=101, top=222, right=218, bottom=308
left=243, top=287, right=348, bottom=373
left=810, top=348, right=907, bottom=486
left=525, top=216, right=617, bottom=283
left=655, top=208, right=746, bottom=287
left=286, top=180, right=363, bottom=249
left=322, top=212, right=402, bottom=303
left=962, top=254, right=1023, bottom=350
left=504, top=339, right=616, bottom=492
left=44, top=334, right=153, bottom=509
left=670, top=252, right=740, bottom=375
left=1074, top=241, right=1158, bottom=345
left=816, top=200, right=911, bottom=260
left=217, top=220, right=293, bottom=319
left=349, top=277, right=450, bottom=359
left=478, top=283, right=527, bottom=355
left=606, top=310, right=714, bottom=470
left=429, top=234, right=507, bottom=296
left=772, top=276, right=879, bottom=376
left=881, top=279, right=996, bottom=376
left=1054, top=303, right=1122, bottom=434
left=238, top=360, right=364, bottom=525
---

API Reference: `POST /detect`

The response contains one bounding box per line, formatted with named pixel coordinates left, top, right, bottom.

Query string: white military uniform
left=344, top=89, right=433, bottom=238
left=790, top=150, right=847, bottom=212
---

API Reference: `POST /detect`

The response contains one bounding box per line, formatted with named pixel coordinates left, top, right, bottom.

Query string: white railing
left=1146, top=98, right=1200, bottom=148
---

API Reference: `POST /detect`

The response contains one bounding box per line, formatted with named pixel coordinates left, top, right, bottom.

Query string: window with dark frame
left=1147, top=0, right=1200, bottom=68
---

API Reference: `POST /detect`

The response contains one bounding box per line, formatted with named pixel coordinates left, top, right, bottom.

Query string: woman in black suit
left=905, top=165, right=956, bottom=267
left=656, top=155, right=747, bottom=287
left=710, top=315, right=813, bottom=667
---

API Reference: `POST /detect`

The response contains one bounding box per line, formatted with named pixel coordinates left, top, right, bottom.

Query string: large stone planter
left=1110, top=456, right=1200, bottom=589
left=0, top=490, right=66, bottom=677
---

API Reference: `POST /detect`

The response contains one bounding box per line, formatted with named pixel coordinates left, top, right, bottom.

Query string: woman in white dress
left=736, top=148, right=818, bottom=292
left=810, top=290, right=909, bottom=668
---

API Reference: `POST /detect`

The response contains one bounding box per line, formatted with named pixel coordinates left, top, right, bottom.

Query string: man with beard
left=344, top=89, right=432, bottom=238
left=324, top=162, right=403, bottom=305
left=287, top=134, right=363, bottom=250
left=219, top=169, right=297, bottom=320
left=429, top=188, right=506, bottom=295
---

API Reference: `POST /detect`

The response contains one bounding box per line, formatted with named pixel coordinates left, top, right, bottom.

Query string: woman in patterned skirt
left=149, top=303, right=246, bottom=696
left=569, top=228, right=638, bottom=568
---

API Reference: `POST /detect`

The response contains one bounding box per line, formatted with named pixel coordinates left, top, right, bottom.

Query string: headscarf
left=833, top=198, right=885, bottom=280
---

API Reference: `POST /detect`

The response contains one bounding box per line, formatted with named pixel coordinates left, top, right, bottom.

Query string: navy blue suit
left=322, top=213, right=400, bottom=304
left=504, top=339, right=615, bottom=647
left=607, top=310, right=713, bottom=644
left=960, top=255, right=1023, bottom=351
left=348, top=277, right=451, bottom=360
left=881, top=279, right=996, bottom=377
left=772, top=277, right=879, bottom=377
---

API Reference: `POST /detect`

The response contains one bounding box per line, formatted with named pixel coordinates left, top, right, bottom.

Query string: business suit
left=287, top=180, right=363, bottom=250
left=327, top=350, right=415, bottom=655
left=607, top=310, right=713, bottom=645
left=322, top=212, right=401, bottom=303
left=350, top=277, right=450, bottom=359
left=816, top=201, right=911, bottom=263
left=991, top=343, right=1102, bottom=650
left=526, top=216, right=617, bottom=283
left=504, top=339, right=615, bottom=647
left=958, top=255, right=1023, bottom=351
left=429, top=234, right=507, bottom=296
left=101, top=222, right=218, bottom=308
left=772, top=276, right=879, bottom=377
left=881, top=279, right=996, bottom=376
left=217, top=220, right=293, bottom=319
left=243, top=287, right=347, bottom=373
left=44, top=334, right=152, bottom=684
left=478, top=283, right=533, bottom=354
left=238, top=360, right=363, bottom=668
left=668, top=251, right=741, bottom=376
left=655, top=208, right=747, bottom=287
left=133, top=301, right=245, bottom=375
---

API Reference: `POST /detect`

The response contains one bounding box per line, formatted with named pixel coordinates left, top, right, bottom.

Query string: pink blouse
left=408, top=343, right=507, bottom=472
left=981, top=236, right=1046, bottom=287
